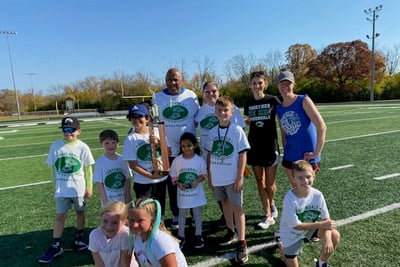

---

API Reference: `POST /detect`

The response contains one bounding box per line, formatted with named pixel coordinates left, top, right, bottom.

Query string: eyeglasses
left=62, top=127, right=77, bottom=133
left=204, top=90, right=218, bottom=94
left=250, top=71, right=266, bottom=79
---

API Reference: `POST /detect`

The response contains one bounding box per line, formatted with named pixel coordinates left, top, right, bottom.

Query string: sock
left=53, top=238, right=61, bottom=247
left=76, top=229, right=84, bottom=239
left=239, top=240, right=247, bottom=247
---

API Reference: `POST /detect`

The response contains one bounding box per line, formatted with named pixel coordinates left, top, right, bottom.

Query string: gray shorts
left=284, top=229, right=318, bottom=257
left=56, top=196, right=86, bottom=214
left=213, top=183, right=243, bottom=206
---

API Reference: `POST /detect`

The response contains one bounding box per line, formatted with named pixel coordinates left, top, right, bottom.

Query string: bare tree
left=381, top=44, right=400, bottom=75
left=191, top=56, right=217, bottom=91
left=260, top=50, right=285, bottom=84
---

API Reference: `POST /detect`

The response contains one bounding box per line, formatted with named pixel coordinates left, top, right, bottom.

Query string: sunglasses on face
left=62, top=127, right=77, bottom=133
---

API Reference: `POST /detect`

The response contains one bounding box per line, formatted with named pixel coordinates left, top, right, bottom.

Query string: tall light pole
left=365, top=5, right=382, bottom=102
left=0, top=30, right=21, bottom=119
left=26, top=72, right=37, bottom=111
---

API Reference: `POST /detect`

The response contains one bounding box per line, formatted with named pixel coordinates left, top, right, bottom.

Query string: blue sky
left=1, top=0, right=399, bottom=94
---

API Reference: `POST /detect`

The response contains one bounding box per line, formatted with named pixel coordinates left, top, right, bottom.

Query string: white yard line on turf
left=373, top=173, right=400, bottom=180
left=0, top=181, right=50, bottom=191
left=190, top=202, right=400, bottom=267
left=329, top=165, right=354, bottom=170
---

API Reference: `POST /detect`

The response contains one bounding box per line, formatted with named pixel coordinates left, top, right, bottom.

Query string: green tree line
left=1, top=40, right=400, bottom=115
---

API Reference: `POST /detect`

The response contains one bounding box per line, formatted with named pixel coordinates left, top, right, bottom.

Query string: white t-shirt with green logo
left=206, top=124, right=250, bottom=186
left=46, top=139, right=95, bottom=197
left=170, top=154, right=207, bottom=209
left=280, top=187, right=330, bottom=247
left=195, top=103, right=246, bottom=157
left=122, top=128, right=168, bottom=184
left=93, top=154, right=131, bottom=204
left=154, top=88, right=199, bottom=157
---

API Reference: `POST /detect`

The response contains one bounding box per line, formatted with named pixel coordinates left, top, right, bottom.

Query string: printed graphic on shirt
left=178, top=171, right=198, bottom=189
left=162, top=104, right=188, bottom=121
left=248, top=103, right=272, bottom=128
left=104, top=171, right=126, bottom=190
left=55, top=157, right=81, bottom=173
left=280, top=110, right=301, bottom=135
left=136, top=143, right=152, bottom=162
left=211, top=140, right=234, bottom=158
left=297, top=209, right=321, bottom=223
left=200, top=115, right=219, bottom=130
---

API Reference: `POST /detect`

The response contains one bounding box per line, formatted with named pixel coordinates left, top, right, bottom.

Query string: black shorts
left=282, top=159, right=320, bottom=172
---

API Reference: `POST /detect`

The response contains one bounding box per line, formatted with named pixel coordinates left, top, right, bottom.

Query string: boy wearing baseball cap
left=39, top=117, right=95, bottom=264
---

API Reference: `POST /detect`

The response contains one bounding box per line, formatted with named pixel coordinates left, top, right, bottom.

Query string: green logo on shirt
left=162, top=106, right=188, bottom=120
left=55, top=157, right=81, bottom=173
left=104, top=172, right=125, bottom=190
left=178, top=172, right=198, bottom=189
left=137, top=143, right=152, bottom=161
left=200, top=115, right=219, bottom=130
left=211, top=140, right=234, bottom=157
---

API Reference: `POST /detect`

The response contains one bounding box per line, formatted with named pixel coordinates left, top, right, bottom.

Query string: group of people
left=38, top=67, right=340, bottom=267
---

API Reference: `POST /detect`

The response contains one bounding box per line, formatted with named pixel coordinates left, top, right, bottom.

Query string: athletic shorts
left=56, top=196, right=86, bottom=214
left=213, top=183, right=243, bottom=206
left=284, top=229, right=318, bottom=258
left=282, top=159, right=320, bottom=172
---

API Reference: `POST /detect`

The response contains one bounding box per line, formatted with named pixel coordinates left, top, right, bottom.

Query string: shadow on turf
left=0, top=227, right=94, bottom=266
left=165, top=215, right=286, bottom=266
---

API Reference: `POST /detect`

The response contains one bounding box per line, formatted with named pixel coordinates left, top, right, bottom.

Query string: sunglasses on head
left=62, top=127, right=77, bottom=133
left=250, top=71, right=266, bottom=79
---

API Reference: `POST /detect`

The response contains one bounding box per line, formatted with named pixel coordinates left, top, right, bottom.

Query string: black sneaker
left=235, top=242, right=248, bottom=264
left=194, top=235, right=204, bottom=249
left=315, top=259, right=331, bottom=267
left=74, top=236, right=88, bottom=251
left=219, top=229, right=237, bottom=246
left=38, top=244, right=63, bottom=263
left=218, top=214, right=226, bottom=229
left=177, top=235, right=185, bottom=250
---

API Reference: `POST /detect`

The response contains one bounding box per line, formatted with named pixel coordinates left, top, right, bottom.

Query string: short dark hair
left=99, top=129, right=119, bottom=144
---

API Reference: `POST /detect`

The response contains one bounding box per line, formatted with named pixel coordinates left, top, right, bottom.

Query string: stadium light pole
left=1, top=30, right=21, bottom=119
left=26, top=72, right=37, bottom=111
left=364, top=5, right=382, bottom=102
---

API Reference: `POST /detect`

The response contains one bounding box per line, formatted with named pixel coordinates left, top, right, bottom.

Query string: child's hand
left=233, top=176, right=244, bottom=192
left=321, top=219, right=336, bottom=230
left=177, top=182, right=186, bottom=190
left=322, top=237, right=334, bottom=254
left=85, top=189, right=93, bottom=198
left=191, top=180, right=198, bottom=188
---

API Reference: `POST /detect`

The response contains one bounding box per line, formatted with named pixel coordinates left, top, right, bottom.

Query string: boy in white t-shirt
left=206, top=96, right=250, bottom=264
left=94, top=129, right=132, bottom=206
left=279, top=160, right=340, bottom=267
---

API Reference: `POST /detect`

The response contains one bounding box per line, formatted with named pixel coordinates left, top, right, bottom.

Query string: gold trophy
left=148, top=92, right=170, bottom=176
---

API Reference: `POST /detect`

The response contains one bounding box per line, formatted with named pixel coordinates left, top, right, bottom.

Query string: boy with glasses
left=39, top=117, right=95, bottom=264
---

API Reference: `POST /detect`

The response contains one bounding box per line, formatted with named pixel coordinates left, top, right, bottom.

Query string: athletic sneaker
left=235, top=241, right=249, bottom=264
left=219, top=229, right=238, bottom=246
left=257, top=216, right=275, bottom=230
left=177, top=235, right=185, bottom=250
left=74, top=240, right=88, bottom=251
left=274, top=231, right=281, bottom=242
left=218, top=214, right=226, bottom=229
left=271, top=204, right=279, bottom=218
left=194, top=235, right=205, bottom=249
left=38, top=244, right=63, bottom=263
left=315, top=259, right=331, bottom=267
left=171, top=216, right=179, bottom=229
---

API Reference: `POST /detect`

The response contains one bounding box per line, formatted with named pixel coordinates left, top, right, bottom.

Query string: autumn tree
left=307, top=40, right=385, bottom=98
left=285, top=44, right=317, bottom=78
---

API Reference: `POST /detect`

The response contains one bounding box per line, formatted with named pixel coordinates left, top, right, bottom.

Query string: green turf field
left=1, top=103, right=400, bottom=266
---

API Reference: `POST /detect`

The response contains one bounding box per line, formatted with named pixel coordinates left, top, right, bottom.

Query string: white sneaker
left=271, top=205, right=279, bottom=218
left=258, top=216, right=275, bottom=230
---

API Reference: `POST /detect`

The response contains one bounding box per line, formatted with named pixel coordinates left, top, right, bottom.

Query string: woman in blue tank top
left=276, top=70, right=327, bottom=187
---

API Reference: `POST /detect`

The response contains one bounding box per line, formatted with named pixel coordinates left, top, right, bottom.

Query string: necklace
left=217, top=122, right=230, bottom=162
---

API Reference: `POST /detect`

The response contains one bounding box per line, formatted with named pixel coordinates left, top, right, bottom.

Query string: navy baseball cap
left=60, top=117, right=80, bottom=129
left=127, top=104, right=150, bottom=117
